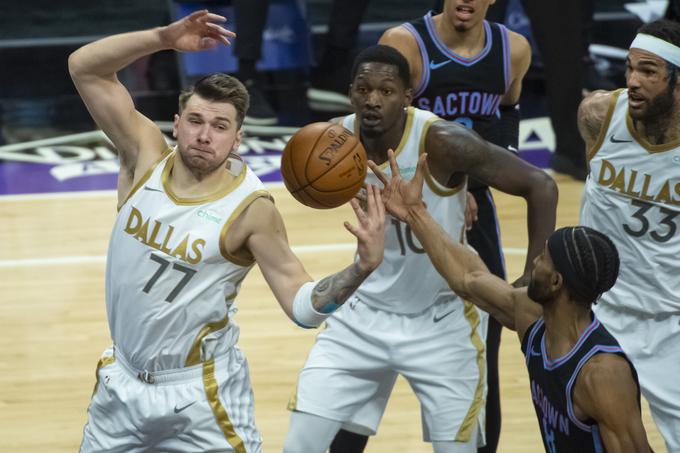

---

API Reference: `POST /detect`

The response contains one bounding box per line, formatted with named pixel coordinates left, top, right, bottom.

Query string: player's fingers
left=354, top=187, right=367, bottom=203
left=372, top=184, right=386, bottom=219
left=206, top=22, right=236, bottom=39
left=388, top=149, right=400, bottom=177
left=349, top=198, right=368, bottom=224
left=204, top=12, right=227, bottom=23
left=187, top=9, right=209, bottom=21
left=414, top=153, right=427, bottom=188
left=343, top=221, right=360, bottom=238
left=368, top=160, right=388, bottom=186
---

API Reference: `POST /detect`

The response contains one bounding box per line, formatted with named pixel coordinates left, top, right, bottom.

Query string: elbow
left=528, top=170, right=558, bottom=205
left=68, top=51, right=84, bottom=81
left=68, top=49, right=91, bottom=82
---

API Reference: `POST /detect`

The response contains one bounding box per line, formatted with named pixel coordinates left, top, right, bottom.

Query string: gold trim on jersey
left=587, top=89, right=623, bottom=162
left=161, top=153, right=247, bottom=205
left=419, top=118, right=467, bottom=196
left=357, top=107, right=415, bottom=170
left=91, top=354, right=116, bottom=396
left=626, top=111, right=680, bottom=153
left=219, top=190, right=274, bottom=266
left=185, top=314, right=230, bottom=367
left=203, top=359, right=246, bottom=453
left=455, top=301, right=486, bottom=442
left=118, top=146, right=174, bottom=211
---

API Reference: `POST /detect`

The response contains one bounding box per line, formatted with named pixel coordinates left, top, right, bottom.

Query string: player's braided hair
left=547, top=227, right=620, bottom=307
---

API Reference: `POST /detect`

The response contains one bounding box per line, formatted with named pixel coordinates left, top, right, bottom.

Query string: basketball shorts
left=594, top=303, right=680, bottom=452
left=80, top=345, right=262, bottom=453
left=289, top=296, right=488, bottom=444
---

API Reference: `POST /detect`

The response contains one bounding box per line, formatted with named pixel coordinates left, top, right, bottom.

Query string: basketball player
left=333, top=3, right=532, bottom=451
left=69, top=11, right=385, bottom=452
left=283, top=44, right=557, bottom=453
left=370, top=150, right=651, bottom=452
left=579, top=19, right=680, bottom=452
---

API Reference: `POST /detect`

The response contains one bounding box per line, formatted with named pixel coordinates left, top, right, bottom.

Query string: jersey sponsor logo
left=433, top=309, right=456, bottom=322
left=429, top=59, right=453, bottom=70
left=197, top=209, right=222, bottom=224
left=124, top=206, right=206, bottom=265
left=609, top=135, right=633, bottom=143
left=174, top=401, right=197, bottom=413
left=417, top=91, right=502, bottom=118
left=530, top=380, right=571, bottom=436
left=596, top=158, right=680, bottom=206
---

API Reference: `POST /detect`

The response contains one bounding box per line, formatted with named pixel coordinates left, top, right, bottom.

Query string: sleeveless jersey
left=106, top=150, right=271, bottom=371
left=521, top=315, right=640, bottom=452
left=403, top=12, right=510, bottom=141
left=343, top=107, right=467, bottom=314
left=580, top=89, right=680, bottom=315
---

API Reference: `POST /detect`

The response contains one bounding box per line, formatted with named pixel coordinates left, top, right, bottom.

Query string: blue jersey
left=521, top=315, right=640, bottom=452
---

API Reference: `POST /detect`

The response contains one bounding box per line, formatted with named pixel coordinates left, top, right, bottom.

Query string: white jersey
left=580, top=89, right=680, bottom=315
left=343, top=107, right=468, bottom=314
left=106, top=150, right=271, bottom=371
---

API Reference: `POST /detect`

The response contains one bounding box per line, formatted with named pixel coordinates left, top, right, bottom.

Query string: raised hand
left=368, top=149, right=428, bottom=222
left=344, top=184, right=385, bottom=273
left=159, top=10, right=236, bottom=52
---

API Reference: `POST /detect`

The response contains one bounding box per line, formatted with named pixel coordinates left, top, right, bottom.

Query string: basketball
left=281, top=122, right=367, bottom=209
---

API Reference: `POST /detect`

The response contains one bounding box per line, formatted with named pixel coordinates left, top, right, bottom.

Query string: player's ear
left=233, top=127, right=244, bottom=152
left=404, top=88, right=413, bottom=108
left=551, top=271, right=563, bottom=293
left=172, top=114, right=180, bottom=139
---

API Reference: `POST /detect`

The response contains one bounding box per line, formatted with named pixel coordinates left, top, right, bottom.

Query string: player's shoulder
left=578, top=351, right=634, bottom=394
left=378, top=24, right=419, bottom=55
left=505, top=29, right=531, bottom=72
left=580, top=89, right=620, bottom=112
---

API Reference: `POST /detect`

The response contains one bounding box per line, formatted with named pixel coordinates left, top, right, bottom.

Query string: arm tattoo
left=311, top=262, right=369, bottom=311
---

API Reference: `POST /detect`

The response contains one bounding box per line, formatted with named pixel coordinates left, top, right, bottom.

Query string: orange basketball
left=281, top=122, right=367, bottom=209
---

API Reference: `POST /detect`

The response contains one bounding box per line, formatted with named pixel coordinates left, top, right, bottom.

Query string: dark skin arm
left=424, top=121, right=558, bottom=284
left=370, top=151, right=543, bottom=340
left=573, top=354, right=651, bottom=452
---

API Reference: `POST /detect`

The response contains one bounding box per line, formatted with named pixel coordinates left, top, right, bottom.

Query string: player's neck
left=169, top=154, right=237, bottom=199
left=542, top=298, right=593, bottom=361
left=361, top=112, right=407, bottom=164
left=433, top=13, right=486, bottom=58
left=633, top=106, right=680, bottom=145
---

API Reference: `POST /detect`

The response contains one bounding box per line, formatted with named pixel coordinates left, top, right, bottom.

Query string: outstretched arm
left=425, top=122, right=558, bottom=285
left=229, top=186, right=384, bottom=326
left=574, top=354, right=651, bottom=453
left=68, top=10, right=235, bottom=204
left=370, top=151, right=542, bottom=337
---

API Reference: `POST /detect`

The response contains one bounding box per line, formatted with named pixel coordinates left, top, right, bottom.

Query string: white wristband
left=292, top=281, right=340, bottom=328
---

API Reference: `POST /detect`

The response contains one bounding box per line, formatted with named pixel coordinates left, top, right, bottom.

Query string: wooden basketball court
left=0, top=173, right=666, bottom=452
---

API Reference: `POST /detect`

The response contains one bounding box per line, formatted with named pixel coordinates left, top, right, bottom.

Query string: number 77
left=143, top=253, right=197, bottom=302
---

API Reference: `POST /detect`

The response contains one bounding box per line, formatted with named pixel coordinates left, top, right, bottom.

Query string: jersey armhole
left=117, top=146, right=174, bottom=212
left=421, top=118, right=466, bottom=196
left=402, top=22, right=430, bottom=98
left=587, top=88, right=624, bottom=163
left=219, top=190, right=274, bottom=266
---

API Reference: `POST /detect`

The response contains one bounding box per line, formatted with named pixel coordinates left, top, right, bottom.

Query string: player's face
left=626, top=48, right=678, bottom=122
left=350, top=62, right=412, bottom=138
left=443, top=0, right=496, bottom=32
left=173, top=95, right=243, bottom=176
left=527, top=244, right=559, bottom=305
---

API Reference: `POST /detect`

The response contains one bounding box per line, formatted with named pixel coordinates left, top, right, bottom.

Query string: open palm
left=368, top=149, right=428, bottom=223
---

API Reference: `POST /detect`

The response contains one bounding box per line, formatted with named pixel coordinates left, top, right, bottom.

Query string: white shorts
left=81, top=346, right=262, bottom=453
left=594, top=303, right=680, bottom=452
left=289, top=297, right=487, bottom=444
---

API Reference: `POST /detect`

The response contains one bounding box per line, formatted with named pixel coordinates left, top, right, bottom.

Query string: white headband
left=630, top=33, right=680, bottom=68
